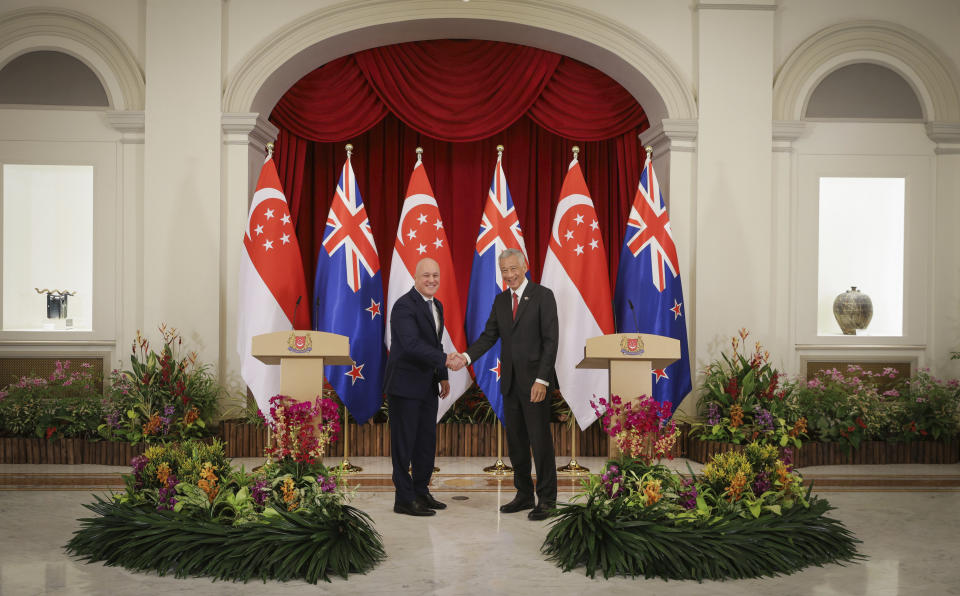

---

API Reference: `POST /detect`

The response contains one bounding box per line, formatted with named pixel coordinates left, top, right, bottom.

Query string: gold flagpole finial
left=645, top=145, right=653, bottom=157
left=265, top=142, right=274, bottom=157
left=415, top=146, right=423, bottom=163
left=572, top=145, right=580, bottom=159
left=345, top=143, right=353, bottom=158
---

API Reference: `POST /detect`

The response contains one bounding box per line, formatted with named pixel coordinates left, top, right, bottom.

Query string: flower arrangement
left=0, top=360, right=103, bottom=440
left=542, top=440, right=860, bottom=580
left=695, top=329, right=804, bottom=448
left=99, top=325, right=223, bottom=443
left=892, top=368, right=960, bottom=442
left=263, top=393, right=340, bottom=466
left=68, top=420, right=384, bottom=583
left=591, top=394, right=677, bottom=462
left=790, top=365, right=960, bottom=449
left=694, top=331, right=959, bottom=453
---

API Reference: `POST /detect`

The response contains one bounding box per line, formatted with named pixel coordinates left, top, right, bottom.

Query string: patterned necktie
left=428, top=299, right=440, bottom=337
left=512, top=292, right=518, bottom=320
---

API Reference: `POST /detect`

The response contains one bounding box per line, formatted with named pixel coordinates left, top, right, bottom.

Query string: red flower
left=855, top=417, right=866, bottom=429
left=45, top=426, right=57, bottom=440
left=725, top=378, right=739, bottom=398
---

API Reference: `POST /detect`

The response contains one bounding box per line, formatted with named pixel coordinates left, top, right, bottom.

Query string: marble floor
left=1, top=457, right=959, bottom=596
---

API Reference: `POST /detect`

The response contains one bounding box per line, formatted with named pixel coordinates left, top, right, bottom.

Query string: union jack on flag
left=465, top=151, right=529, bottom=422
left=313, top=154, right=385, bottom=425
left=613, top=151, right=691, bottom=412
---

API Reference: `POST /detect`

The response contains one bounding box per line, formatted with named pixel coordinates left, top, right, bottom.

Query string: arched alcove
left=223, top=0, right=695, bottom=125
left=805, top=62, right=923, bottom=119
left=0, top=50, right=109, bottom=106
left=0, top=7, right=144, bottom=110
left=774, top=20, right=960, bottom=122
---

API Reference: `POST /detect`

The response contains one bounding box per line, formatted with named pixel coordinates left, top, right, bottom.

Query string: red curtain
left=269, top=40, right=649, bottom=315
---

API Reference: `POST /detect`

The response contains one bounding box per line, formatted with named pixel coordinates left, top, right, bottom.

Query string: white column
left=142, top=0, right=222, bottom=364
left=641, top=119, right=699, bottom=415
left=104, top=111, right=145, bottom=365
left=221, top=113, right=278, bottom=403
left=926, top=122, right=960, bottom=378
left=695, top=0, right=775, bottom=359
left=772, top=120, right=806, bottom=375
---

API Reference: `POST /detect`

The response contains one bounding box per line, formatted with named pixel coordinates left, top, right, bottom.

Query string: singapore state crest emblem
left=288, top=333, right=312, bottom=354
left=620, top=335, right=645, bottom=356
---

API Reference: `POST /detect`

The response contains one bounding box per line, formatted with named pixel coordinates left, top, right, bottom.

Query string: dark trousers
left=388, top=393, right=438, bottom=504
left=503, top=383, right=557, bottom=505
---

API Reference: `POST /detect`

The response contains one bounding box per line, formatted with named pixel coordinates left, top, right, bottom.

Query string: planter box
left=686, top=437, right=960, bottom=466
left=216, top=421, right=612, bottom=459
left=0, top=436, right=146, bottom=465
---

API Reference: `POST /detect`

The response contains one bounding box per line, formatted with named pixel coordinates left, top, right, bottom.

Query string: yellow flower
left=726, top=471, right=747, bottom=502
left=281, top=477, right=298, bottom=511
left=156, top=462, right=171, bottom=485
left=776, top=461, right=793, bottom=492
left=197, top=462, right=219, bottom=502
left=642, top=479, right=662, bottom=505
left=730, top=405, right=744, bottom=428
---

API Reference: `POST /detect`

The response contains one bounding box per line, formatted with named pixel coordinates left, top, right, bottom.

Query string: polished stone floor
left=1, top=457, right=959, bottom=595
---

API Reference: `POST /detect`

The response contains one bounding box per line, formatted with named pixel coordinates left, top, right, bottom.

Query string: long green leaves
left=65, top=496, right=385, bottom=584
left=542, top=495, right=862, bottom=581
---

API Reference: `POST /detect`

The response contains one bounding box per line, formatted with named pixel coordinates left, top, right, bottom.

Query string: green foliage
left=68, top=437, right=384, bottom=583
left=542, top=495, right=861, bottom=580
left=892, top=369, right=960, bottom=442
left=695, top=330, right=804, bottom=448
left=697, top=333, right=960, bottom=448
left=66, top=496, right=385, bottom=584
left=99, top=325, right=224, bottom=443
left=543, top=446, right=861, bottom=580
left=0, top=360, right=103, bottom=439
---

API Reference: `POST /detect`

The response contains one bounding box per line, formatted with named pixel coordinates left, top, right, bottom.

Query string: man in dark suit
left=384, top=257, right=453, bottom=517
left=452, top=248, right=559, bottom=520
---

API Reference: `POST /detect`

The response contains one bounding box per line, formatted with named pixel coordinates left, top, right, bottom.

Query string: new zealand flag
left=465, top=152, right=529, bottom=423
left=313, top=154, right=384, bottom=424
left=613, top=151, right=692, bottom=412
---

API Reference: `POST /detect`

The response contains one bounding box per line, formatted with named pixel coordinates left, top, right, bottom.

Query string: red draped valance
left=269, top=40, right=650, bottom=316
left=270, top=39, right=647, bottom=143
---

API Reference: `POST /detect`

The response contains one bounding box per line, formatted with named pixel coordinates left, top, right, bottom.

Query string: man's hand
left=446, top=353, right=466, bottom=371
left=439, top=379, right=450, bottom=398
left=530, top=381, right=547, bottom=403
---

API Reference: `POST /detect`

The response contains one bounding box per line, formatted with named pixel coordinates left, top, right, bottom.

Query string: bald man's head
left=414, top=258, right=440, bottom=298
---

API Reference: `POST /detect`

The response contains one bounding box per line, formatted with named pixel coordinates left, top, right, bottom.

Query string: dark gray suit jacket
left=466, top=282, right=559, bottom=397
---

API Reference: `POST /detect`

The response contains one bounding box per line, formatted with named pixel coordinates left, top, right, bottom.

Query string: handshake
left=446, top=352, right=467, bottom=371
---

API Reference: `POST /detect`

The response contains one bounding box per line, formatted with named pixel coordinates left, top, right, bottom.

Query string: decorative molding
left=925, top=121, right=960, bottom=155
left=773, top=21, right=960, bottom=122
left=772, top=120, right=807, bottom=152
left=104, top=110, right=144, bottom=144
left=222, top=113, right=279, bottom=150
left=639, top=118, right=698, bottom=155
left=0, top=8, right=144, bottom=110
left=222, top=0, right=696, bottom=121
left=696, top=1, right=777, bottom=11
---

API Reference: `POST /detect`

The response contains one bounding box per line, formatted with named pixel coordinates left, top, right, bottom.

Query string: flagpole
left=338, top=405, right=362, bottom=473
left=257, top=134, right=271, bottom=460
left=483, top=420, right=513, bottom=476
left=557, top=421, right=590, bottom=475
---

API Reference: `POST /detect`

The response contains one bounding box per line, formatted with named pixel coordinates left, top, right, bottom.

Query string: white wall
left=1, top=0, right=958, bottom=407
left=141, top=0, right=223, bottom=365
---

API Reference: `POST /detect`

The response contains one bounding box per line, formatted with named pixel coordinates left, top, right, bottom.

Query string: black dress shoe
left=394, top=500, right=436, bottom=516
left=499, top=495, right=535, bottom=513
left=416, top=493, right=447, bottom=510
left=527, top=503, right=554, bottom=521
